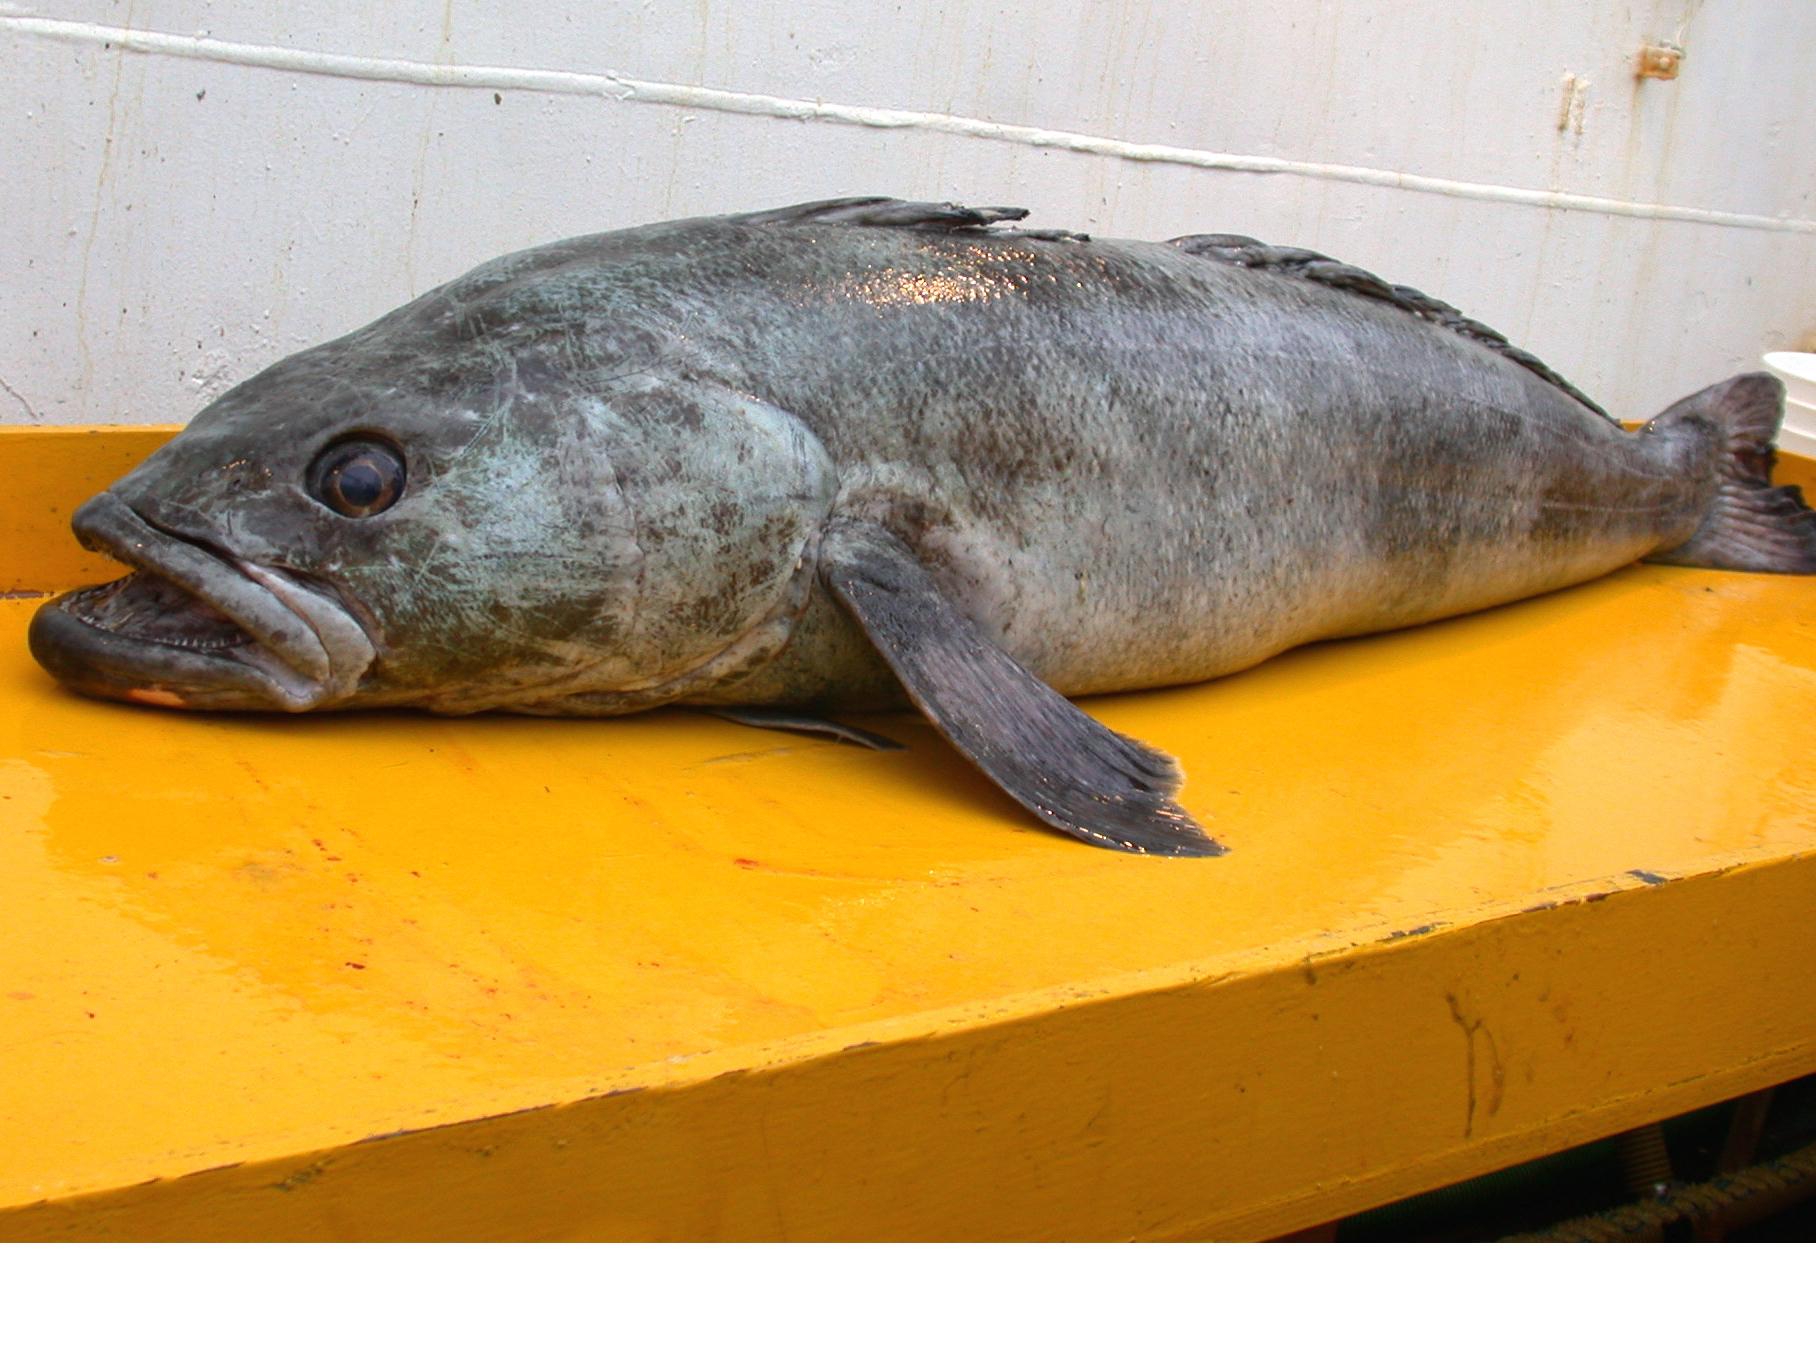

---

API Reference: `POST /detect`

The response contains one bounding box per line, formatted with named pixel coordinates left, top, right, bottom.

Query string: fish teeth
left=62, top=572, right=254, bottom=652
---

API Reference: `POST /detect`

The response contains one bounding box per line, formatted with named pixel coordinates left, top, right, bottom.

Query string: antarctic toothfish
left=30, top=198, right=1816, bottom=855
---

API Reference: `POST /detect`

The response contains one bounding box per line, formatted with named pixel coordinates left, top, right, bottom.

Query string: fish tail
left=1642, top=373, right=1816, bottom=574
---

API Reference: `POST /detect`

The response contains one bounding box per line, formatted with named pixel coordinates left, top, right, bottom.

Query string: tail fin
left=1643, top=373, right=1816, bottom=574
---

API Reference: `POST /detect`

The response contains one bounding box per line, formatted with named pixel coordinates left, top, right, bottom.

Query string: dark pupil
left=335, top=456, right=386, bottom=508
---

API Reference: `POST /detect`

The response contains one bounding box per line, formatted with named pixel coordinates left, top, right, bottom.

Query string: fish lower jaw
left=29, top=570, right=348, bottom=712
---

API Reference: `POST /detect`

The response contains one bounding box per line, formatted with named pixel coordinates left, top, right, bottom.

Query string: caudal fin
left=1643, top=373, right=1816, bottom=574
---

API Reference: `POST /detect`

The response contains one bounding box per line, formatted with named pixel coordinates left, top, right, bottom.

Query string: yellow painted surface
left=0, top=427, right=181, bottom=594
left=2, top=426, right=1814, bottom=1240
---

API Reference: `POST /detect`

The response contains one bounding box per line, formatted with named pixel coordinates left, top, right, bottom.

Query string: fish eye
left=308, top=436, right=406, bottom=518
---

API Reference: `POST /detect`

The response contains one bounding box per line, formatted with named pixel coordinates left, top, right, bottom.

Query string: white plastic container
left=1778, top=414, right=1816, bottom=458
left=1763, top=352, right=1816, bottom=410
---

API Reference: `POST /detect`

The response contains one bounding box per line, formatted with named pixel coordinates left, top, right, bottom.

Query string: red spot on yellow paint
left=126, top=687, right=187, bottom=708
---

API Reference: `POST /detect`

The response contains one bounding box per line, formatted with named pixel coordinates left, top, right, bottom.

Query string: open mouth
left=28, top=492, right=375, bottom=711
left=62, top=572, right=257, bottom=655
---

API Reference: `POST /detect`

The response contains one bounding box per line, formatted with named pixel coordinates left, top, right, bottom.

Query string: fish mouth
left=28, top=492, right=376, bottom=711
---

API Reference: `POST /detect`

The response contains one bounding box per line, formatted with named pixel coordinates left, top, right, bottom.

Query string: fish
left=29, top=197, right=1816, bottom=856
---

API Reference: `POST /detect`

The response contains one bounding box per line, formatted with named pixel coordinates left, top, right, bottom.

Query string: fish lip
left=29, top=492, right=376, bottom=711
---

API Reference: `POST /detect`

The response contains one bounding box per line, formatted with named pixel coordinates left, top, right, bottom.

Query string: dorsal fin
left=1170, top=234, right=1613, bottom=422
left=735, top=201, right=1603, bottom=419
left=738, top=197, right=1030, bottom=232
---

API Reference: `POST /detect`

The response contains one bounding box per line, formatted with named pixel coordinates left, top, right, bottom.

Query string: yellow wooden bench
left=4, top=426, right=1813, bottom=1239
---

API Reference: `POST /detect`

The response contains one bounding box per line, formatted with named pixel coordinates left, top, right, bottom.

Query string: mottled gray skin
left=30, top=200, right=1730, bottom=722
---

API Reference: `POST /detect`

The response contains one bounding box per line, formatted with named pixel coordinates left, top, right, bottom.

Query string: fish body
left=29, top=198, right=1816, bottom=853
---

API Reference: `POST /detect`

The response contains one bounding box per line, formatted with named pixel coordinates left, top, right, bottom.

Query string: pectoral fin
left=818, top=521, right=1223, bottom=857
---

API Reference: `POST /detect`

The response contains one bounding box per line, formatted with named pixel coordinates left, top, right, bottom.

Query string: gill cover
left=450, top=375, right=839, bottom=714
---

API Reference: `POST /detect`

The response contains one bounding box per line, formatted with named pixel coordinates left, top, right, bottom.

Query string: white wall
left=3, top=0, right=1812, bottom=423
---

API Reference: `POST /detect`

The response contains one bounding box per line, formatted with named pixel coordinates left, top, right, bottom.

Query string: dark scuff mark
left=1383, top=922, right=1444, bottom=941
left=1446, top=992, right=1506, bottom=1140
left=0, top=589, right=50, bottom=600
left=1628, top=868, right=1669, bottom=885
left=272, top=1162, right=328, bottom=1192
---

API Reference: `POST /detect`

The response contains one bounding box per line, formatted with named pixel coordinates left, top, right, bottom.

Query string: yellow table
left=4, top=426, right=1814, bottom=1240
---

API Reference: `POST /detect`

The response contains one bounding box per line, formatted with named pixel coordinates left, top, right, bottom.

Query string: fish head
left=30, top=317, right=836, bottom=714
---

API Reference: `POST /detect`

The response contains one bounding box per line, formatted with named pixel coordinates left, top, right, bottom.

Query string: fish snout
left=70, top=489, right=130, bottom=557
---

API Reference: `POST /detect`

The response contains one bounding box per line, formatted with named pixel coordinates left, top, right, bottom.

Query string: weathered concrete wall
left=3, top=1, right=1812, bottom=422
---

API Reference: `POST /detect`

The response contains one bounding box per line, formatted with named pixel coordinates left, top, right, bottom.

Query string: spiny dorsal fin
left=1171, top=234, right=1614, bottom=423
left=739, top=197, right=1030, bottom=232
